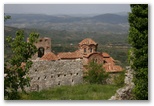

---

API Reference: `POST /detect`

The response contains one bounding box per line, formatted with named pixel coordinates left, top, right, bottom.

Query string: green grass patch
left=20, top=84, right=119, bottom=100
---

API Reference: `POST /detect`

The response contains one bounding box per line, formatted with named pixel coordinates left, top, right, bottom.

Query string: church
left=29, top=37, right=123, bottom=73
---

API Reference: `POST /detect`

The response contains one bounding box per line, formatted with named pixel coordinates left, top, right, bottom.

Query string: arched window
left=84, top=48, right=86, bottom=53
left=38, top=47, right=44, bottom=57
left=90, top=48, right=93, bottom=53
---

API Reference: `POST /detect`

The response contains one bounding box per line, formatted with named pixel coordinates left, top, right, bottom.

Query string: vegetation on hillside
left=128, top=4, right=148, bottom=100
left=5, top=13, right=128, bottom=33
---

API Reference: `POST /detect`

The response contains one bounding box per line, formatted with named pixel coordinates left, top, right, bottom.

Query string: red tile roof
left=57, top=50, right=82, bottom=59
left=102, top=52, right=110, bottom=57
left=103, top=63, right=123, bottom=72
left=83, top=52, right=102, bottom=58
left=103, top=57, right=115, bottom=64
left=40, top=52, right=57, bottom=61
left=79, top=38, right=97, bottom=46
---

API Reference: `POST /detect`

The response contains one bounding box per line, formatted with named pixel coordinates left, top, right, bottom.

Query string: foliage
left=128, top=4, right=148, bottom=100
left=85, top=61, right=109, bottom=84
left=4, top=30, right=39, bottom=100
left=114, top=71, right=125, bottom=87
left=19, top=84, right=119, bottom=100
left=4, top=14, right=11, bottom=22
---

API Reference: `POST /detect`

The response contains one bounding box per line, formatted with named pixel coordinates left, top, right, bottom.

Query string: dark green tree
left=86, top=61, right=108, bottom=84
left=4, top=30, right=39, bottom=99
left=128, top=4, right=148, bottom=100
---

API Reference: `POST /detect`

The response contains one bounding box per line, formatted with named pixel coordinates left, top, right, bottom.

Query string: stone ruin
left=26, top=60, right=83, bottom=91
left=25, top=37, right=124, bottom=92
left=109, top=66, right=135, bottom=100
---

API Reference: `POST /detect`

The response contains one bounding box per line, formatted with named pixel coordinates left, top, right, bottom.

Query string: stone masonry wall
left=109, top=66, right=134, bottom=100
left=26, top=60, right=83, bottom=91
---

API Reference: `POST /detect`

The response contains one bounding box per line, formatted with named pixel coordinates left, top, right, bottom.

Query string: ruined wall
left=109, top=66, right=134, bottom=100
left=26, top=60, right=83, bottom=91
left=31, top=37, right=51, bottom=59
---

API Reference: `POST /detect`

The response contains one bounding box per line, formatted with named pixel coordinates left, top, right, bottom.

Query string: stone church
left=30, top=37, right=123, bottom=73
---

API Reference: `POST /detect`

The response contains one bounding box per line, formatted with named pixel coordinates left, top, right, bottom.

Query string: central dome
left=79, top=38, right=97, bottom=46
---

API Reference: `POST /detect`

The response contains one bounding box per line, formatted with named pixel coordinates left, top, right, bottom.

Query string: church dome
left=79, top=38, right=97, bottom=46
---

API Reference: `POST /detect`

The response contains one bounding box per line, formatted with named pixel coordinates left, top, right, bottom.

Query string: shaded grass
left=20, top=84, right=119, bottom=100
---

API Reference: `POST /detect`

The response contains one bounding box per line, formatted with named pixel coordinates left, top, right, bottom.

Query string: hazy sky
left=4, top=4, right=131, bottom=15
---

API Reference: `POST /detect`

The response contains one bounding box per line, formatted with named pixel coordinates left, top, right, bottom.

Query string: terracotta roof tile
left=103, top=63, right=123, bottom=72
left=57, top=50, right=82, bottom=59
left=102, top=52, right=110, bottom=57
left=79, top=38, right=97, bottom=46
left=103, top=57, right=114, bottom=64
left=83, top=52, right=102, bottom=58
left=40, top=52, right=57, bottom=61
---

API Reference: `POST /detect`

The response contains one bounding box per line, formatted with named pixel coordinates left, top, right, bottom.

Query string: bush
left=85, top=61, right=108, bottom=84
left=114, top=71, right=125, bottom=87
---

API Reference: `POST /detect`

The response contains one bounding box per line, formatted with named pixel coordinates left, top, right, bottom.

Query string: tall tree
left=4, top=30, right=39, bottom=99
left=128, top=4, right=148, bottom=100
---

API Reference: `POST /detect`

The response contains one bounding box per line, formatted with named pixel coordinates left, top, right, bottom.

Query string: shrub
left=85, top=61, right=108, bottom=84
left=114, top=71, right=125, bottom=87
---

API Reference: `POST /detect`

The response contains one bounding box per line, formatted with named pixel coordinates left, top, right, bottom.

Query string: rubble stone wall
left=109, top=66, right=134, bottom=100
left=26, top=60, right=83, bottom=91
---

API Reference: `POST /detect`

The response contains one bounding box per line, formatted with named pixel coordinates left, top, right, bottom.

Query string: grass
left=20, top=84, right=119, bottom=100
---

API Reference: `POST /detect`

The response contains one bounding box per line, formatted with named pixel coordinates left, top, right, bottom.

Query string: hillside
left=4, top=13, right=129, bottom=34
left=4, top=13, right=130, bottom=66
left=91, top=13, right=128, bottom=24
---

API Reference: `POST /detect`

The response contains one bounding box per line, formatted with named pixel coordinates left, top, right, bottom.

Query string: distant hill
left=5, top=13, right=128, bottom=24
left=91, top=13, right=128, bottom=24
left=4, top=13, right=129, bottom=34
left=4, top=26, right=128, bottom=46
left=5, top=13, right=83, bottom=23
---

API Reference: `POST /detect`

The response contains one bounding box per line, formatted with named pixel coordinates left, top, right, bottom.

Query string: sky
left=4, top=4, right=131, bottom=15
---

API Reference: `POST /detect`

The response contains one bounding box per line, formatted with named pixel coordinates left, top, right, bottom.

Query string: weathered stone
left=109, top=67, right=134, bottom=100
left=25, top=60, right=83, bottom=92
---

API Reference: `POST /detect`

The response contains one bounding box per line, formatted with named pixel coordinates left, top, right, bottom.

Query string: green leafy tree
left=4, top=30, right=39, bottom=100
left=86, top=61, right=108, bottom=84
left=128, top=4, right=148, bottom=100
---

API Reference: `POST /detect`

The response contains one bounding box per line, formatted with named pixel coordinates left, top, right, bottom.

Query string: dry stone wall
left=109, top=66, right=134, bottom=100
left=26, top=60, right=83, bottom=91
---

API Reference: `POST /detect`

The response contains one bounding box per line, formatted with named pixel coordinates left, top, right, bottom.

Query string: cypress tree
left=128, top=4, right=148, bottom=100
